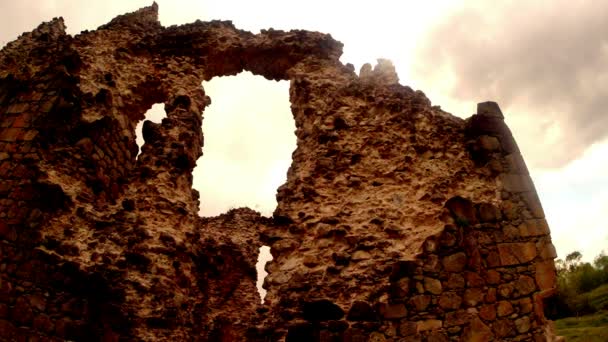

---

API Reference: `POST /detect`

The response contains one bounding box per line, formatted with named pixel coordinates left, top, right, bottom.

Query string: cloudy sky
left=1, top=0, right=606, bottom=262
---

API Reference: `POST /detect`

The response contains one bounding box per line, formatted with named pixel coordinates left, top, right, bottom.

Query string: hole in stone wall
left=194, top=72, right=293, bottom=302
left=256, top=246, right=273, bottom=303
left=135, top=103, right=166, bottom=158
left=193, top=71, right=295, bottom=217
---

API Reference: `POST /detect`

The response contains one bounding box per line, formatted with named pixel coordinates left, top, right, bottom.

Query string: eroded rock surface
left=0, top=3, right=559, bottom=341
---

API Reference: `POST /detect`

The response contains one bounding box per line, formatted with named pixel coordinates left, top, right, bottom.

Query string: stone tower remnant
left=0, top=3, right=559, bottom=341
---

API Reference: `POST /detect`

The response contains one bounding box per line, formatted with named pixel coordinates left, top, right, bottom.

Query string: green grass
left=555, top=311, right=608, bottom=342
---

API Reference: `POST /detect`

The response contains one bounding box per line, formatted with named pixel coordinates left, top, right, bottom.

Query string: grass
left=587, top=283, right=608, bottom=311
left=555, top=311, right=608, bottom=342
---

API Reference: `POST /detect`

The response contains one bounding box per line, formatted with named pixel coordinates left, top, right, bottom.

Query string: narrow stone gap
left=135, top=103, right=166, bottom=158
left=193, top=71, right=295, bottom=217
left=256, top=246, right=273, bottom=303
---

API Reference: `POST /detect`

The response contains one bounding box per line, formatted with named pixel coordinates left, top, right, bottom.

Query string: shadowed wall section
left=0, top=3, right=559, bottom=341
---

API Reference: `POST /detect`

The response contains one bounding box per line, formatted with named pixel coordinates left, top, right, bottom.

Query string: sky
left=1, top=0, right=606, bottom=263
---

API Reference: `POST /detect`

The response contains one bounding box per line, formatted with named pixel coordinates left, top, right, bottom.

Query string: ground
left=555, top=311, right=608, bottom=341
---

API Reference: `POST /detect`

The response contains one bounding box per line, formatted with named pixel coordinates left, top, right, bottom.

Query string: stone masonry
left=0, top=3, right=559, bottom=341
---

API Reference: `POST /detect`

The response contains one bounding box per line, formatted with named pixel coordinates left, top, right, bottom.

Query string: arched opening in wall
left=193, top=71, right=295, bottom=301
left=135, top=103, right=166, bottom=158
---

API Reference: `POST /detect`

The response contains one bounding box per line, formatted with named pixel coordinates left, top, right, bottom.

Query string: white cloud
left=412, top=0, right=608, bottom=168
left=533, top=139, right=608, bottom=261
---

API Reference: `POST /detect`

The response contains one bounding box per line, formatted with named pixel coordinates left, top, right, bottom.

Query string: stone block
left=347, top=301, right=378, bottom=321
left=33, top=314, right=54, bottom=333
left=27, top=294, right=46, bottom=312
left=465, top=271, right=485, bottom=287
left=417, top=319, right=442, bottom=332
left=399, top=321, right=417, bottom=336
left=11, top=113, right=32, bottom=128
left=6, top=102, right=29, bottom=114
left=302, top=255, right=319, bottom=267
left=497, top=283, right=514, bottom=299
left=21, top=130, right=38, bottom=141
left=463, top=288, right=484, bottom=307
left=486, top=251, right=502, bottom=268
left=515, top=275, right=536, bottom=296
left=0, top=117, right=14, bottom=128
left=500, top=173, right=534, bottom=193
left=351, top=250, right=371, bottom=261
left=488, top=159, right=504, bottom=172
left=427, top=331, right=449, bottom=342
left=521, top=191, right=545, bottom=218
left=343, top=327, right=367, bottom=342
left=478, top=135, right=501, bottom=151
left=501, top=200, right=519, bottom=220
left=492, top=318, right=515, bottom=338
left=485, top=288, right=497, bottom=303
left=368, top=332, right=386, bottom=342
left=461, top=317, right=493, bottom=342
left=485, top=270, right=501, bottom=285
left=518, top=298, right=533, bottom=314
left=502, top=225, right=520, bottom=240
left=409, top=295, right=431, bottom=311
left=477, top=203, right=501, bottom=222
left=515, top=316, right=530, bottom=333
left=467, top=248, right=482, bottom=271
left=477, top=102, right=504, bottom=118
left=442, top=252, right=467, bottom=272
left=39, top=98, right=57, bottom=113
left=0, top=319, right=17, bottom=339
left=535, top=260, right=557, bottom=291
left=445, top=196, right=478, bottom=226
left=496, top=301, right=513, bottom=317
left=505, top=153, right=529, bottom=174
left=446, top=273, right=465, bottom=289
left=468, top=114, right=506, bottom=136
left=479, top=304, right=496, bottom=321
left=0, top=128, right=22, bottom=142
left=445, top=310, right=472, bottom=327
left=518, top=219, right=549, bottom=237
left=497, top=242, right=537, bottom=266
left=377, top=303, right=406, bottom=320
left=11, top=296, right=33, bottom=325
left=390, top=277, right=410, bottom=298
left=424, top=277, right=442, bottom=294
left=539, top=241, right=557, bottom=260
left=438, top=292, right=462, bottom=310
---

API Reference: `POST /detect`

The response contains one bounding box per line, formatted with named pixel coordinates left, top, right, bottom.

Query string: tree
left=553, top=250, right=608, bottom=317
left=565, top=251, right=582, bottom=271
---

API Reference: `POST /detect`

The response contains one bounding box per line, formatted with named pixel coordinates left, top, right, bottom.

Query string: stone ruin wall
left=0, top=4, right=559, bottom=341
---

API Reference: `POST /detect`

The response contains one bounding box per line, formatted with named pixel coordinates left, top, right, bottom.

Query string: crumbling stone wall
left=0, top=3, right=559, bottom=341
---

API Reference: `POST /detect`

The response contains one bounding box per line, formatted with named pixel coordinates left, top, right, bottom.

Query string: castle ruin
left=0, top=4, right=559, bottom=341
